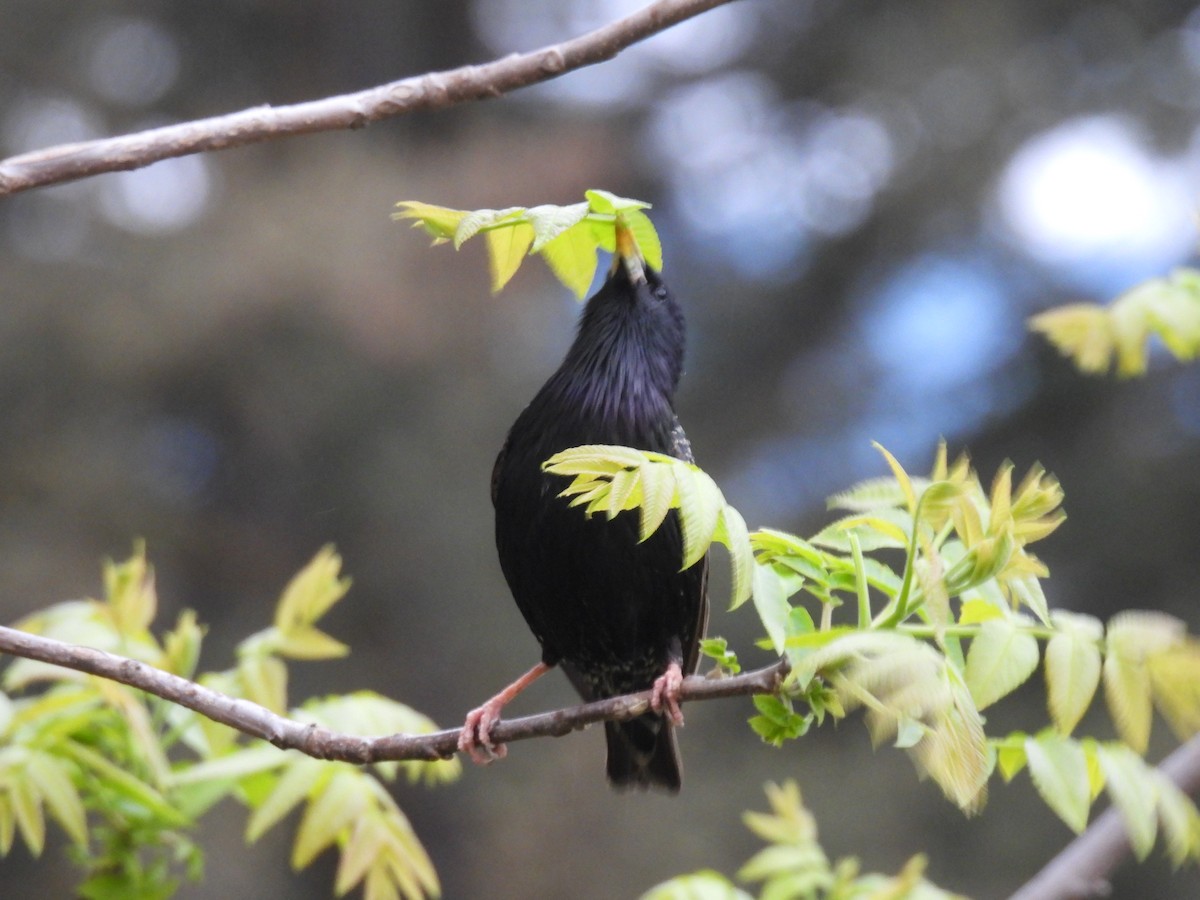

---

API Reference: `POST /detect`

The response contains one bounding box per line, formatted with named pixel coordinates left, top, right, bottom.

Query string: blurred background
left=3, top=0, right=1200, bottom=896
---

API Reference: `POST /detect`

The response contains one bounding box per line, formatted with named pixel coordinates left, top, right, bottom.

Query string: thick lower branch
left=0, top=623, right=787, bottom=763
left=0, top=0, right=740, bottom=196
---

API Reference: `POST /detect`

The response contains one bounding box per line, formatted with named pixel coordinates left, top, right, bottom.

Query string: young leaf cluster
left=1029, top=267, right=1200, bottom=376
left=641, top=780, right=963, bottom=900
left=995, top=732, right=1200, bottom=862
left=394, top=189, right=662, bottom=297
left=553, top=440, right=1200, bottom=865
left=0, top=545, right=458, bottom=900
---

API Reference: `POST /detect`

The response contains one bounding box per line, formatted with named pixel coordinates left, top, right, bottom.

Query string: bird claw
left=459, top=702, right=508, bottom=765
left=650, top=662, right=685, bottom=726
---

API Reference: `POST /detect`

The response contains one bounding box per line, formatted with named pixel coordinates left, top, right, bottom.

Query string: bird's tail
left=604, top=714, right=681, bottom=792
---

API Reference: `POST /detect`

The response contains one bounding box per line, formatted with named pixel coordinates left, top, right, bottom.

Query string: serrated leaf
left=392, top=201, right=467, bottom=241
left=964, top=619, right=1040, bottom=710
left=246, top=756, right=327, bottom=843
left=173, top=744, right=287, bottom=787
left=1025, top=733, right=1090, bottom=833
left=715, top=506, right=753, bottom=609
left=753, top=563, right=792, bottom=655
left=872, top=442, right=917, bottom=513
left=1155, top=777, right=1200, bottom=867
left=335, top=813, right=388, bottom=895
left=1029, top=304, right=1115, bottom=374
left=541, top=220, right=599, bottom=299
left=827, top=476, right=919, bottom=512
left=1045, top=615, right=1102, bottom=734
left=9, top=772, right=45, bottom=855
left=640, top=870, right=753, bottom=900
left=640, top=462, right=677, bottom=542
left=622, top=208, right=663, bottom=271
left=24, top=752, right=86, bottom=848
left=275, top=545, right=351, bottom=634
left=585, top=189, right=650, bottom=215
left=527, top=202, right=590, bottom=252
left=238, top=655, right=288, bottom=715
left=676, top=465, right=721, bottom=570
left=1104, top=621, right=1165, bottom=754
left=485, top=221, right=535, bottom=293
left=996, top=738, right=1027, bottom=781
left=275, top=626, right=351, bottom=661
left=453, top=206, right=523, bottom=249
left=1096, top=743, right=1158, bottom=860
left=958, top=598, right=1003, bottom=625
left=1148, top=642, right=1200, bottom=741
left=292, top=769, right=367, bottom=869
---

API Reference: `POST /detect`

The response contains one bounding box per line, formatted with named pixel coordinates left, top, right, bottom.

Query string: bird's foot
left=459, top=700, right=509, bottom=765
left=650, top=661, right=685, bottom=726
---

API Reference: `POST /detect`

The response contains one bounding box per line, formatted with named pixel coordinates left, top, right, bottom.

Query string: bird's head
left=563, top=231, right=687, bottom=404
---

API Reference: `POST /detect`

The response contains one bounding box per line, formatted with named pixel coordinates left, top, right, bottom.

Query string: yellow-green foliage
left=0, top=546, right=458, bottom=900
left=1030, top=268, right=1200, bottom=376
left=558, top=441, right=1200, bottom=865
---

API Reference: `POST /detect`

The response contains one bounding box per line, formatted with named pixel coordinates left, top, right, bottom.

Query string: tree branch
left=0, top=0, right=740, bottom=197
left=1010, top=732, right=1200, bottom=900
left=0, top=623, right=787, bottom=763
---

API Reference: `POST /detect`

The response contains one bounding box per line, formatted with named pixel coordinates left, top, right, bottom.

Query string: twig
left=1009, top=732, right=1200, bottom=900
left=0, top=623, right=787, bottom=763
left=0, top=0, right=741, bottom=196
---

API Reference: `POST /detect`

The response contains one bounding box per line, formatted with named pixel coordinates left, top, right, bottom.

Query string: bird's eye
left=652, top=285, right=668, bottom=302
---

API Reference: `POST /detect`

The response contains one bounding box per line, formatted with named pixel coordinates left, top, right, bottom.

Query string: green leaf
left=9, top=770, right=45, bottom=855
left=995, top=736, right=1028, bottom=782
left=964, top=619, right=1040, bottom=710
left=452, top=206, right=523, bottom=249
left=1103, top=612, right=1183, bottom=753
left=274, top=626, right=351, bottom=661
left=1045, top=612, right=1103, bottom=734
left=541, top=220, right=599, bottom=299
left=274, top=545, right=351, bottom=635
left=172, top=744, right=288, bottom=787
left=714, top=505, right=753, bottom=610
left=1155, top=777, right=1200, bottom=866
left=753, top=563, right=793, bottom=656
left=827, top=476, right=926, bottom=513
left=527, top=202, right=590, bottom=252
left=872, top=442, right=917, bottom=513
left=391, top=201, right=467, bottom=242
left=585, top=189, right=650, bottom=215
left=640, top=870, right=753, bottom=900
left=103, top=542, right=157, bottom=636
left=621, top=208, right=663, bottom=271
left=292, top=769, right=367, bottom=869
left=24, top=752, right=86, bottom=848
left=246, top=756, right=327, bottom=843
left=1025, top=733, right=1091, bottom=833
left=675, top=465, right=722, bottom=570
left=1096, top=743, right=1158, bottom=860
left=485, top=222, right=535, bottom=293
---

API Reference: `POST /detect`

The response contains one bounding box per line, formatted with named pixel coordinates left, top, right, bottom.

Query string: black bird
left=459, top=242, right=709, bottom=791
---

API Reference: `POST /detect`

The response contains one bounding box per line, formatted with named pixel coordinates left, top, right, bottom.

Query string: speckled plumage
left=492, top=263, right=709, bottom=791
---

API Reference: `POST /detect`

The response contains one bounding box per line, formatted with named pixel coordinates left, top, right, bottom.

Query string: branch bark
left=0, top=0, right=740, bottom=197
left=1010, top=732, right=1200, bottom=900
left=0, top=623, right=787, bottom=763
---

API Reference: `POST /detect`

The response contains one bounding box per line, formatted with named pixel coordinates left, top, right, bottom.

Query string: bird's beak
left=614, top=220, right=647, bottom=286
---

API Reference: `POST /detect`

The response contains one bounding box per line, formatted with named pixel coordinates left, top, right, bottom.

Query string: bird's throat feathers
left=545, top=266, right=686, bottom=427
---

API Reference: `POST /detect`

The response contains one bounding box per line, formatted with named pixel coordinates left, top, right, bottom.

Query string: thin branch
left=0, top=623, right=787, bottom=763
left=0, top=0, right=740, bottom=197
left=1010, top=732, right=1200, bottom=900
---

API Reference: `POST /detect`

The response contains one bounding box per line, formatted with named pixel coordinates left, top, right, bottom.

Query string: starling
left=459, top=244, right=709, bottom=792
